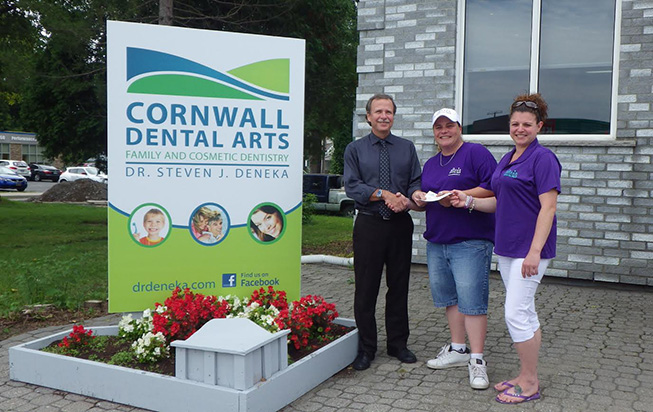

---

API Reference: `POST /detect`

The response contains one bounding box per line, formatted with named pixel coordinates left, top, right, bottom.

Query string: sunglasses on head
left=512, top=100, right=538, bottom=110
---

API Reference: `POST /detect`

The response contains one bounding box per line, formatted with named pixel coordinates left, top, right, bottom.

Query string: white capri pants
left=497, top=255, right=551, bottom=343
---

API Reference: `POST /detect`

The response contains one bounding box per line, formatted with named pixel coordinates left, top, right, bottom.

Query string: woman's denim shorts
left=426, top=239, right=493, bottom=315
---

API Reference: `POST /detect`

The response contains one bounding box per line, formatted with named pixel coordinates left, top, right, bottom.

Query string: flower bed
left=9, top=319, right=357, bottom=411
left=37, top=287, right=349, bottom=370
left=9, top=287, right=359, bottom=411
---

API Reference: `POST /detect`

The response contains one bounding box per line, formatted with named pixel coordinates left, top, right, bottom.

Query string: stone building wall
left=354, top=0, right=653, bottom=285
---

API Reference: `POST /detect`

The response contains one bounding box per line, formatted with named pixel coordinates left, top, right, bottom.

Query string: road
left=24, top=180, right=57, bottom=193
left=0, top=179, right=55, bottom=199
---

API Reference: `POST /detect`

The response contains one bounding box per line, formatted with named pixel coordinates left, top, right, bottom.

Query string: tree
left=17, top=0, right=156, bottom=163
left=279, top=0, right=357, bottom=174
left=159, top=0, right=172, bottom=25
left=0, top=0, right=39, bottom=131
left=6, top=0, right=358, bottom=171
left=164, top=0, right=358, bottom=173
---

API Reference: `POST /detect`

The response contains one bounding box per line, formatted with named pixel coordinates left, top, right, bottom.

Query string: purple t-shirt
left=422, top=142, right=496, bottom=244
left=490, top=139, right=561, bottom=259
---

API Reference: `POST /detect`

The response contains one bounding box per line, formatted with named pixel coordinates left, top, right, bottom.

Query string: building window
left=460, top=0, right=617, bottom=137
left=21, top=144, right=46, bottom=163
left=0, top=144, right=9, bottom=159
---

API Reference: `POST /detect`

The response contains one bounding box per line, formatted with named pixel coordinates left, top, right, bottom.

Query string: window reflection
left=539, top=0, right=615, bottom=134
left=462, top=0, right=616, bottom=135
left=463, top=0, right=531, bottom=134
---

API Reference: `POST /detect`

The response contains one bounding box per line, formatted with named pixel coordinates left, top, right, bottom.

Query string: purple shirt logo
left=503, top=169, right=518, bottom=178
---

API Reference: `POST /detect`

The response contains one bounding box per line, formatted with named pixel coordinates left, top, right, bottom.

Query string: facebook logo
left=222, top=273, right=237, bottom=288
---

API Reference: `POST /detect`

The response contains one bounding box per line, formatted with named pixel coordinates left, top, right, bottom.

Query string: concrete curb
left=301, top=254, right=353, bottom=266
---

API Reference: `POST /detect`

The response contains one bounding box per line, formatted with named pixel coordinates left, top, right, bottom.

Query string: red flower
left=131, top=286, right=340, bottom=355
left=58, top=325, right=95, bottom=349
left=249, top=286, right=289, bottom=312
left=152, top=287, right=229, bottom=343
left=269, top=292, right=339, bottom=351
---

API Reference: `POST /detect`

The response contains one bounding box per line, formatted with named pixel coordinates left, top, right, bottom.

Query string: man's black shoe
left=352, top=352, right=374, bottom=370
left=388, top=347, right=417, bottom=363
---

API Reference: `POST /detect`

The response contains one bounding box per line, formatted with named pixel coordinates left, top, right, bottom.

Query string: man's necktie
left=379, top=140, right=392, bottom=219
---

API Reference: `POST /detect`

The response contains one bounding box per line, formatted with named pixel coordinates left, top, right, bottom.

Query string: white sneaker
left=426, top=343, right=470, bottom=369
left=468, top=358, right=489, bottom=390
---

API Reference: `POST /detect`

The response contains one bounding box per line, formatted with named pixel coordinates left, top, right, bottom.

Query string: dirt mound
left=31, top=179, right=108, bottom=202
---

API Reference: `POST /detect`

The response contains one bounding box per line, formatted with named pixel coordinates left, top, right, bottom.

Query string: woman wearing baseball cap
left=412, top=108, right=497, bottom=390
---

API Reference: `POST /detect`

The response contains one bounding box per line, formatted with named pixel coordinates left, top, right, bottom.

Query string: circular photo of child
left=249, top=203, right=286, bottom=244
left=129, top=204, right=171, bottom=247
left=189, top=203, right=230, bottom=246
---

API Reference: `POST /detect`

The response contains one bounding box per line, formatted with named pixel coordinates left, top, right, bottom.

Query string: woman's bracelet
left=464, top=195, right=474, bottom=209
left=468, top=198, right=475, bottom=213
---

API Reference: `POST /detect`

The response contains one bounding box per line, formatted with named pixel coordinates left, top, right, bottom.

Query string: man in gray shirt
left=344, top=93, right=422, bottom=370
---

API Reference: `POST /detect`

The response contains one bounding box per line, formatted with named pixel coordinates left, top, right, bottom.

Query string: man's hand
left=386, top=192, right=409, bottom=212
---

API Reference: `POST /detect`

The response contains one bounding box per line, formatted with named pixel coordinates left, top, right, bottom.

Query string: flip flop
left=494, top=381, right=514, bottom=392
left=495, top=386, right=541, bottom=404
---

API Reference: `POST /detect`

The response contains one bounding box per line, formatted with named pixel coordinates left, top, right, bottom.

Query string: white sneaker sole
left=470, top=379, right=490, bottom=390
left=426, top=359, right=470, bottom=370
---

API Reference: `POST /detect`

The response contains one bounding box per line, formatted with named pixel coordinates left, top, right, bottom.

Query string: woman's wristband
left=466, top=195, right=475, bottom=213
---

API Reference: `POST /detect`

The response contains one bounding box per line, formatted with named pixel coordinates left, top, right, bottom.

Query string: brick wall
left=9, top=144, right=23, bottom=161
left=355, top=0, right=653, bottom=285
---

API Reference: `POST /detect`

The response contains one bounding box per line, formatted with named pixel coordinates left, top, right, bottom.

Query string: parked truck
left=302, top=174, right=355, bottom=217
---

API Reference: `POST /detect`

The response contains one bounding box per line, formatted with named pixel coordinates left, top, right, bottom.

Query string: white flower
left=118, top=314, right=133, bottom=330
left=131, top=330, right=169, bottom=363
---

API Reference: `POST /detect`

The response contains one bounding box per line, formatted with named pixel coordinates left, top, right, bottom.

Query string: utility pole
left=159, top=0, right=173, bottom=25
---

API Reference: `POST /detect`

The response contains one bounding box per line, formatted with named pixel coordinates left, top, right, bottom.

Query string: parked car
left=0, top=165, right=28, bottom=191
left=28, top=163, right=62, bottom=182
left=0, top=159, right=30, bottom=178
left=59, top=166, right=108, bottom=184
left=303, top=174, right=355, bottom=217
left=82, top=155, right=108, bottom=172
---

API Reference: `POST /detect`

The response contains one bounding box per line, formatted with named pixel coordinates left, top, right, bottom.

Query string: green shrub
left=302, top=193, right=318, bottom=224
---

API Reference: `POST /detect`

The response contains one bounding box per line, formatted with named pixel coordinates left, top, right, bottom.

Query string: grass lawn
left=0, top=199, right=108, bottom=315
left=0, top=200, right=352, bottom=316
left=301, top=214, right=353, bottom=257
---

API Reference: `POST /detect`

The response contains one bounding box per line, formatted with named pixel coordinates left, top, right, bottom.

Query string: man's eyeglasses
left=512, top=101, right=538, bottom=110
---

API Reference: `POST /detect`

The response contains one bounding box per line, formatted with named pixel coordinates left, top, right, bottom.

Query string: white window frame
left=455, top=0, right=623, bottom=144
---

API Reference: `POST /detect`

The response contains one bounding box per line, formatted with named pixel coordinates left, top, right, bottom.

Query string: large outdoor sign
left=107, top=21, right=305, bottom=312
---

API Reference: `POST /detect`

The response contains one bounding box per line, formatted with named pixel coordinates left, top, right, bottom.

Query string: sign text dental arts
left=107, top=21, right=305, bottom=313
left=124, top=102, right=292, bottom=180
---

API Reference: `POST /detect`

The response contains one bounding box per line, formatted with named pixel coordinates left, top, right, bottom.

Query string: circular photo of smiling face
left=129, top=203, right=171, bottom=248
left=248, top=203, right=286, bottom=244
left=189, top=203, right=230, bottom=246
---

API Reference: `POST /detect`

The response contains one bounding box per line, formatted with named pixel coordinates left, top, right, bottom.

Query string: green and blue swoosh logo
left=126, top=48, right=290, bottom=101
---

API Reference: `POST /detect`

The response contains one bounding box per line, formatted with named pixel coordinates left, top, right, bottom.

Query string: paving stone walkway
left=2, top=263, right=652, bottom=411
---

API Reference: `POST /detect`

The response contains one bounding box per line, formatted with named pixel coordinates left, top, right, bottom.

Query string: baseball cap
left=431, top=108, right=461, bottom=126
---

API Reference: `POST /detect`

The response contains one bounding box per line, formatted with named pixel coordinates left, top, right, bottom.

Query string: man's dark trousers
left=353, top=212, right=414, bottom=356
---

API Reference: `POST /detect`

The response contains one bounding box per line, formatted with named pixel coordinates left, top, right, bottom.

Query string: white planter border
left=9, top=318, right=358, bottom=412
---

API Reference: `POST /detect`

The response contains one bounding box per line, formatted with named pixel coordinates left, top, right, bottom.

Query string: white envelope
left=424, top=191, right=453, bottom=202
